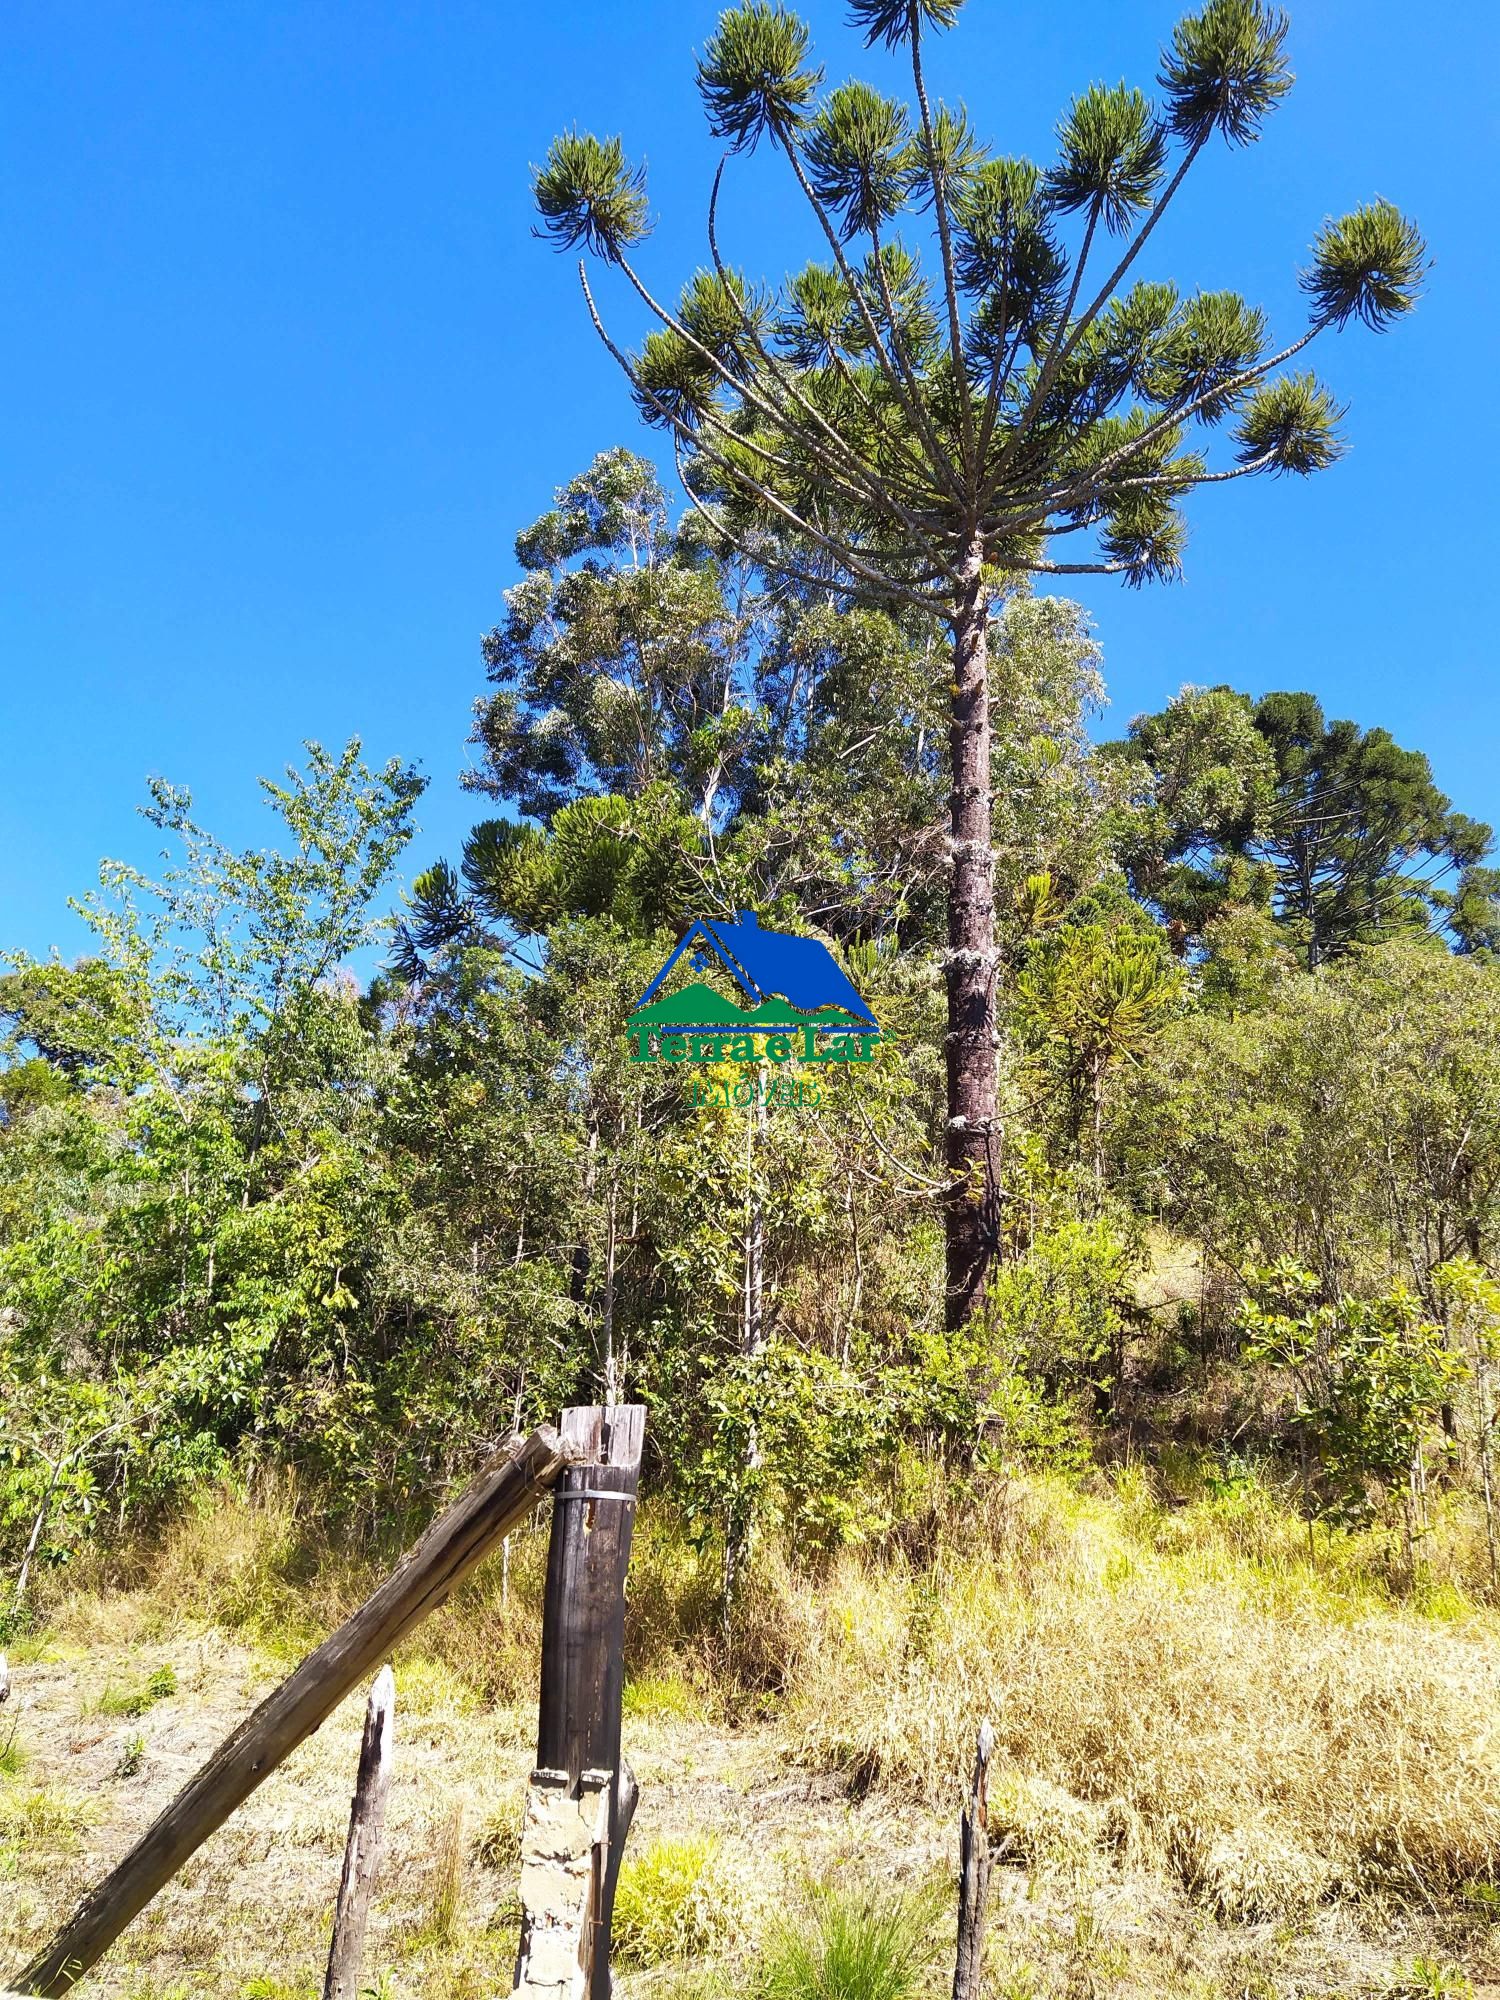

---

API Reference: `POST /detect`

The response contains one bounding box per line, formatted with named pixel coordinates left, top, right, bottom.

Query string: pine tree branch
left=994, top=132, right=1210, bottom=486
left=973, top=287, right=1017, bottom=472
left=605, top=250, right=944, bottom=538
left=704, top=158, right=953, bottom=529
left=578, top=265, right=944, bottom=596
left=1023, top=556, right=1131, bottom=575
left=777, top=130, right=970, bottom=505
left=910, top=22, right=976, bottom=473
left=671, top=439, right=952, bottom=615
left=583, top=256, right=956, bottom=558
left=993, top=322, right=1329, bottom=543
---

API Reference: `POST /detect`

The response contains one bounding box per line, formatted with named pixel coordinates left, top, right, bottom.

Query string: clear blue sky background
left=4, top=0, right=1496, bottom=961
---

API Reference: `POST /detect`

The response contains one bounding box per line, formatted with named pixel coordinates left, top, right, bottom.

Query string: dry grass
left=770, top=1471, right=1500, bottom=1922
left=3, top=1472, right=1500, bottom=1996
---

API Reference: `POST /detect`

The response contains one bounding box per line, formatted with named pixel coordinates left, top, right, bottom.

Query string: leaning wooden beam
left=322, top=1663, right=396, bottom=2000
left=9, top=1427, right=569, bottom=1999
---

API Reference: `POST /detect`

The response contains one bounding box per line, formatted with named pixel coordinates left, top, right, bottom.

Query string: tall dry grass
left=34, top=1466, right=721, bottom=1705
left=754, top=1469, right=1500, bottom=1919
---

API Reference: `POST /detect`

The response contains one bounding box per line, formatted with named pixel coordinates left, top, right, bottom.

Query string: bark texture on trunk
left=944, top=548, right=999, bottom=1330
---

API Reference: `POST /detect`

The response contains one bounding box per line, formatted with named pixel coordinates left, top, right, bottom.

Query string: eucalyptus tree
left=534, top=0, right=1425, bottom=1325
left=471, top=449, right=762, bottom=829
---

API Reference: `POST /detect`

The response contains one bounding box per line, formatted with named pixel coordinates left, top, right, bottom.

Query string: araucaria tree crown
left=534, top=0, right=1425, bottom=1328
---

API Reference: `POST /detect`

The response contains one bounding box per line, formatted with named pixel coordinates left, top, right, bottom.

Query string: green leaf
left=1102, top=490, right=1189, bottom=585
left=1234, top=371, right=1346, bottom=474
left=679, top=267, right=763, bottom=362
left=697, top=4, right=821, bottom=152
left=910, top=101, right=985, bottom=212
left=1146, top=289, right=1267, bottom=421
left=776, top=262, right=855, bottom=365
left=803, top=81, right=915, bottom=240
left=532, top=131, right=650, bottom=261
left=1158, top=0, right=1293, bottom=147
left=847, top=0, right=964, bottom=50
left=953, top=156, right=1065, bottom=324
left=1301, top=199, right=1428, bottom=331
left=1049, top=83, right=1169, bottom=234
left=634, top=328, right=721, bottom=431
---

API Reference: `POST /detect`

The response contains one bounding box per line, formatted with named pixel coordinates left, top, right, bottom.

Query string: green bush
left=98, top=1663, right=177, bottom=1718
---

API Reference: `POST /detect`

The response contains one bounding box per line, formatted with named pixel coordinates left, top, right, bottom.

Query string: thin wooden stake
left=323, top=1664, right=395, bottom=2000
left=952, top=1720, right=995, bottom=2000
left=9, top=1426, right=569, bottom=1998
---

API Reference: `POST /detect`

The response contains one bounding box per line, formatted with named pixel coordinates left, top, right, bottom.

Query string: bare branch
left=1024, top=556, right=1131, bottom=575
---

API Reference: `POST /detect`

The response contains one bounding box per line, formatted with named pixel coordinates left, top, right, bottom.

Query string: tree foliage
left=1109, top=686, right=1493, bottom=964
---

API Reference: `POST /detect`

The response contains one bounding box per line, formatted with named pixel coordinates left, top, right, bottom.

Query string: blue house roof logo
left=629, top=913, right=879, bottom=1051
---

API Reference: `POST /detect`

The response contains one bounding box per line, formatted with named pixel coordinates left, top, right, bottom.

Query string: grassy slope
left=3, top=1472, right=1499, bottom=1999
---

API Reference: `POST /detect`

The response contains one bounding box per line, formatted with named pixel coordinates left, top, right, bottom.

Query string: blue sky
left=4, top=0, right=1497, bottom=961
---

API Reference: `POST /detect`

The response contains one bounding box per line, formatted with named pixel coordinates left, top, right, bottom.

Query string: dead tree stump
left=952, top=1720, right=995, bottom=2000
left=323, top=1664, right=395, bottom=2000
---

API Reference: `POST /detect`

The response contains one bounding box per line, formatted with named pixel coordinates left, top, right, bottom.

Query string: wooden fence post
left=514, top=1405, right=644, bottom=2000
left=8, top=1427, right=569, bottom=1999
left=952, top=1720, right=995, bottom=2000
left=322, top=1664, right=395, bottom=2000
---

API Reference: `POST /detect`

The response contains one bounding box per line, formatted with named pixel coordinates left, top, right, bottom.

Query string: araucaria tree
left=534, top=0, right=1425, bottom=1327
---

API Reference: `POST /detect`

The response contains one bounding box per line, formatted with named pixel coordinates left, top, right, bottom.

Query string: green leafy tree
left=1251, top=691, right=1491, bottom=967
left=535, top=0, right=1424, bottom=1323
left=470, top=450, right=762, bottom=828
left=1447, top=866, right=1500, bottom=959
left=1103, top=683, right=1278, bottom=948
left=1018, top=886, right=1183, bottom=1191
left=0, top=743, right=438, bottom=1543
left=1121, top=941, right=1500, bottom=1312
left=397, top=786, right=703, bottom=976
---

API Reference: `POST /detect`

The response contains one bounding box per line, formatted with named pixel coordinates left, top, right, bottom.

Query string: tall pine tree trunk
left=944, top=544, right=1000, bottom=1329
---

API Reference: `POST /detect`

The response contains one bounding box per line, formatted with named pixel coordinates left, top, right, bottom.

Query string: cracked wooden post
left=512, top=1406, right=645, bottom=2000
left=952, top=1719, right=995, bottom=2000
left=323, top=1664, right=395, bottom=2000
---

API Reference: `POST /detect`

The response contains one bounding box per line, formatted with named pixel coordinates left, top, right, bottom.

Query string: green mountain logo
left=628, top=982, right=749, bottom=1028
left=629, top=982, right=862, bottom=1032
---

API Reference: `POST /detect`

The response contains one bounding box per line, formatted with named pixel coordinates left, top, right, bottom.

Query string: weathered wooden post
left=322, top=1664, right=395, bottom=2000
left=952, top=1720, right=995, bottom=2000
left=512, top=1406, right=644, bottom=2000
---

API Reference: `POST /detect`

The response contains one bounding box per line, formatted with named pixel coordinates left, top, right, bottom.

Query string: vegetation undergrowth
left=19, top=1458, right=1500, bottom=1937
